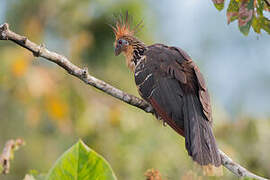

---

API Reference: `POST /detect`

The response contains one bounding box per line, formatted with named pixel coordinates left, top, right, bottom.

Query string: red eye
left=118, top=40, right=122, bottom=45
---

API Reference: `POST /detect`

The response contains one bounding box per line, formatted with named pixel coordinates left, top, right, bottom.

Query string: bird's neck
left=124, top=41, right=147, bottom=72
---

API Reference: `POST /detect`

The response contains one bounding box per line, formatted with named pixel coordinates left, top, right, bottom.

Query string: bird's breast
left=134, top=60, right=156, bottom=100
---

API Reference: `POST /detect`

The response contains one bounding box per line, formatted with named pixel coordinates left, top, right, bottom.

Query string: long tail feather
left=183, top=94, right=221, bottom=168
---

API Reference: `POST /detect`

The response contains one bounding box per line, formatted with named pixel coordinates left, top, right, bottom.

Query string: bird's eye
left=118, top=40, right=123, bottom=45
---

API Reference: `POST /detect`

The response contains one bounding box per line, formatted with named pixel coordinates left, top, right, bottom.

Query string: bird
left=111, top=12, right=222, bottom=175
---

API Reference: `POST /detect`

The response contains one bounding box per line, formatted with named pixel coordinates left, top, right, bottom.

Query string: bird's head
left=114, top=36, right=130, bottom=56
left=110, top=12, right=144, bottom=56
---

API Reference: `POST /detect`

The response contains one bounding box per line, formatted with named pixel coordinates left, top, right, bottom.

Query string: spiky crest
left=110, top=11, right=144, bottom=39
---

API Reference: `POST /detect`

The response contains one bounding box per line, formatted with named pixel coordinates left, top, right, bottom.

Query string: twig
left=219, top=150, right=267, bottom=180
left=263, top=0, right=270, bottom=7
left=0, top=138, right=25, bottom=174
left=0, top=23, right=268, bottom=180
left=0, top=23, right=153, bottom=114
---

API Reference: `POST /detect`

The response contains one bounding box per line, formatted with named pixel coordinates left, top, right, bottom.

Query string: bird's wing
left=134, top=44, right=221, bottom=167
left=134, top=44, right=186, bottom=136
left=135, top=43, right=212, bottom=123
left=169, top=46, right=212, bottom=122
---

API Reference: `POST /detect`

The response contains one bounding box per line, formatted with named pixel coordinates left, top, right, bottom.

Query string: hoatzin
left=111, top=13, right=222, bottom=174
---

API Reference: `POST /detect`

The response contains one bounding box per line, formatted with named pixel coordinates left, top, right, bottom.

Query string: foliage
left=211, top=0, right=270, bottom=35
left=23, top=140, right=117, bottom=180
left=46, top=140, right=117, bottom=180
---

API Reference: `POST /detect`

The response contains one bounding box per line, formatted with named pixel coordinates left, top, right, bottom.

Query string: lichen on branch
left=0, top=138, right=25, bottom=174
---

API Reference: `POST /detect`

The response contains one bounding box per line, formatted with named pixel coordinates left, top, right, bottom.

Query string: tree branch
left=0, top=23, right=268, bottom=180
left=0, top=138, right=25, bottom=174
left=264, top=0, right=270, bottom=7
left=0, top=23, right=153, bottom=114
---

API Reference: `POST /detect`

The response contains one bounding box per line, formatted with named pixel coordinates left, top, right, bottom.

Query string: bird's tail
left=183, top=94, right=222, bottom=176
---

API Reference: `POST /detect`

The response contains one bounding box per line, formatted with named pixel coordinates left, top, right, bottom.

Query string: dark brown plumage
left=111, top=12, right=222, bottom=171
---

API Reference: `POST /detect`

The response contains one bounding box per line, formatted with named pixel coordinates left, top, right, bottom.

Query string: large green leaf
left=46, top=140, right=117, bottom=180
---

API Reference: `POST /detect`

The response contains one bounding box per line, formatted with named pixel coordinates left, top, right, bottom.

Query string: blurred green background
left=0, top=0, right=270, bottom=179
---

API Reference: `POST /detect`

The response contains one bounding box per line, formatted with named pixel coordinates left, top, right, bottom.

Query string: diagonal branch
left=0, top=138, right=25, bottom=174
left=0, top=23, right=268, bottom=180
left=264, top=0, right=270, bottom=7
left=0, top=23, right=153, bottom=114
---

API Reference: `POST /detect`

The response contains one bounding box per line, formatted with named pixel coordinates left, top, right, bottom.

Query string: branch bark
left=264, top=0, right=270, bottom=7
left=0, top=138, right=25, bottom=174
left=0, top=23, right=268, bottom=180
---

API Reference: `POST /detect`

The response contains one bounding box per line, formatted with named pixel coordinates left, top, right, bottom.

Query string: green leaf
left=227, top=0, right=240, bottom=24
left=212, top=0, right=225, bottom=11
left=252, top=16, right=261, bottom=33
left=46, top=140, right=117, bottom=180
left=256, top=0, right=264, bottom=16
left=261, top=17, right=270, bottom=34
left=238, top=0, right=254, bottom=35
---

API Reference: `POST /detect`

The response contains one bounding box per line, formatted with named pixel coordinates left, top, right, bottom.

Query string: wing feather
left=134, top=44, right=221, bottom=167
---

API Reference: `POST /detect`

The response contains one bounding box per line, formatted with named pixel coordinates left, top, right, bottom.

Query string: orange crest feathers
left=111, top=11, right=144, bottom=39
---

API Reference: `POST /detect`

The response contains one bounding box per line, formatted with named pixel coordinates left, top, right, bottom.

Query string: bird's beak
left=114, top=45, right=121, bottom=56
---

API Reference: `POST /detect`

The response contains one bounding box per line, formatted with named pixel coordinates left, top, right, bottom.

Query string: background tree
left=212, top=0, right=270, bottom=35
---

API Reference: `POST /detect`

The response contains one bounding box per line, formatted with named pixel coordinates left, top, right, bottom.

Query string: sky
left=0, top=0, right=6, bottom=22
left=149, top=0, right=270, bottom=118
